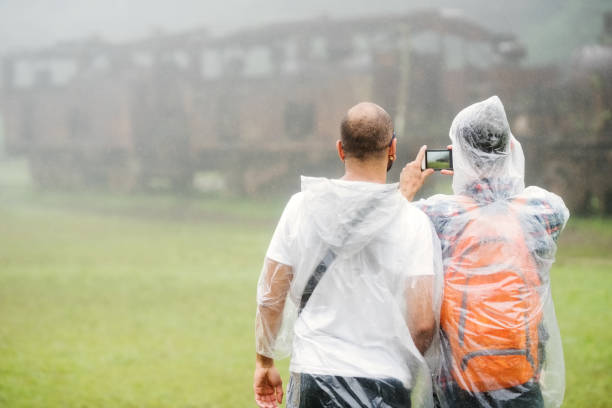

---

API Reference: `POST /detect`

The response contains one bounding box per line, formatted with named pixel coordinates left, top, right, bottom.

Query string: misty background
left=0, top=2, right=611, bottom=407
left=0, top=0, right=607, bottom=64
left=0, top=0, right=610, bottom=211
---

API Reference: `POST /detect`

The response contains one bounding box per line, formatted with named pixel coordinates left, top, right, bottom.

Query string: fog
left=0, top=0, right=611, bottom=213
left=0, top=3, right=611, bottom=406
left=0, top=0, right=605, bottom=63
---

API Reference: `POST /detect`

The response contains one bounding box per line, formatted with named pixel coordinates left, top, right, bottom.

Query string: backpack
left=441, top=198, right=542, bottom=392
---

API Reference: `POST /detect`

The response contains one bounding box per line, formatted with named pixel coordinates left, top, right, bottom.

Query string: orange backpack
left=441, top=198, right=542, bottom=392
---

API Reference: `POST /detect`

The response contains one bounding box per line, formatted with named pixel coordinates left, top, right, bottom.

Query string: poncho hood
left=450, top=95, right=525, bottom=201
left=301, top=176, right=403, bottom=256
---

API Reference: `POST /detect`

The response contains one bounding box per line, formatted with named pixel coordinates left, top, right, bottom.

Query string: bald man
left=253, top=102, right=442, bottom=408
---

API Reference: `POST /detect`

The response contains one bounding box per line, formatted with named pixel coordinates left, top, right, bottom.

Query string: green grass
left=0, top=191, right=610, bottom=407
left=0, top=196, right=288, bottom=407
left=552, top=218, right=612, bottom=408
left=427, top=160, right=451, bottom=170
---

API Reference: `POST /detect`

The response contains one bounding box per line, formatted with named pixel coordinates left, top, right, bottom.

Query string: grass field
left=0, top=186, right=610, bottom=407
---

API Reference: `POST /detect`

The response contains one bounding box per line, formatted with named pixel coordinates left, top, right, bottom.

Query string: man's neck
left=341, top=161, right=387, bottom=184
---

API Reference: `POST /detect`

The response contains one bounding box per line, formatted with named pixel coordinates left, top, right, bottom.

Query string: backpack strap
left=448, top=196, right=480, bottom=248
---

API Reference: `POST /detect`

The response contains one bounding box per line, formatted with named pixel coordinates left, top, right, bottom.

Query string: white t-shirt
left=263, top=178, right=439, bottom=386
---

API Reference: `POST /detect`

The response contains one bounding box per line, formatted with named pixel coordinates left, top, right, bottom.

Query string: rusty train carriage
left=0, top=10, right=553, bottom=195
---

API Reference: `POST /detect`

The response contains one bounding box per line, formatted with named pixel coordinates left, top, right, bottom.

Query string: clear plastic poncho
left=256, top=176, right=443, bottom=407
left=415, top=96, right=569, bottom=408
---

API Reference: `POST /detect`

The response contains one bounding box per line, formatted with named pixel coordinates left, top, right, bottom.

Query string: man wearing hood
left=254, top=102, right=443, bottom=408
left=399, top=96, right=569, bottom=408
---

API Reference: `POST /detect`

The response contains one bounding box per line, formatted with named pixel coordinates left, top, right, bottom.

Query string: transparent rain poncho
left=414, top=96, right=569, bottom=408
left=256, top=176, right=443, bottom=407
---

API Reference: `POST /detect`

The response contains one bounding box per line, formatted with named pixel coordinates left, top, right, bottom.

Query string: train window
left=284, top=102, right=315, bottom=140
left=327, top=35, right=352, bottom=62
left=14, top=61, right=38, bottom=88
left=466, top=42, right=495, bottom=68
left=310, top=37, right=327, bottom=60
left=201, top=50, right=222, bottom=79
left=243, top=46, right=272, bottom=77
left=40, top=59, right=77, bottom=85
left=345, top=35, right=372, bottom=69
left=91, top=55, right=110, bottom=71
left=411, top=31, right=440, bottom=54
left=284, top=41, right=298, bottom=74
left=443, top=34, right=466, bottom=70
left=220, top=47, right=245, bottom=77
left=133, top=52, right=153, bottom=68
left=172, top=51, right=190, bottom=69
left=33, top=70, right=52, bottom=87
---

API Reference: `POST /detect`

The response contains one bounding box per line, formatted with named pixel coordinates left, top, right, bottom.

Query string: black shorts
left=287, top=372, right=411, bottom=408
left=437, top=381, right=543, bottom=408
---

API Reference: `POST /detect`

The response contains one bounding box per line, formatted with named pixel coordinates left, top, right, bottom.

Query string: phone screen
left=425, top=150, right=453, bottom=171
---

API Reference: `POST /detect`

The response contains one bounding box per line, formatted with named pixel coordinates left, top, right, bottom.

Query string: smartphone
left=421, top=149, right=453, bottom=171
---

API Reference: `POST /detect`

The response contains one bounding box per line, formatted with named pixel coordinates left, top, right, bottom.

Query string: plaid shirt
left=416, top=179, right=567, bottom=260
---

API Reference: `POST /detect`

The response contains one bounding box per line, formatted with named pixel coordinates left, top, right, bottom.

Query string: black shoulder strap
left=298, top=250, right=336, bottom=315
left=297, top=198, right=380, bottom=315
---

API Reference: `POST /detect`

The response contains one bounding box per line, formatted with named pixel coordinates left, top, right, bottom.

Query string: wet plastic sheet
left=256, top=176, right=444, bottom=407
left=415, top=96, right=569, bottom=408
left=286, top=373, right=412, bottom=407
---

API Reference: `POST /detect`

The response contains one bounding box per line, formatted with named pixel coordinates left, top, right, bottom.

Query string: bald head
left=340, top=102, right=393, bottom=160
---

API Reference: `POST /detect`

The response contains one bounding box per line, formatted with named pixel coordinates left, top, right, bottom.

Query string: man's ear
left=336, top=140, right=345, bottom=161
left=389, top=137, right=397, bottom=158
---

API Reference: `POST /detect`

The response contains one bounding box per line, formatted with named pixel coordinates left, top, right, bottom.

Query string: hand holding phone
left=421, top=149, right=453, bottom=171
